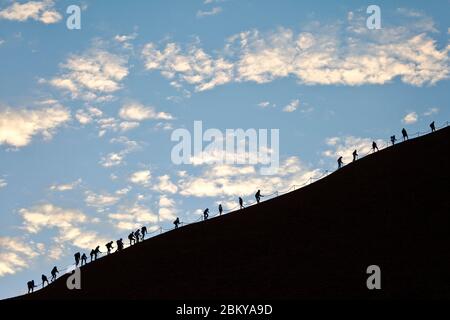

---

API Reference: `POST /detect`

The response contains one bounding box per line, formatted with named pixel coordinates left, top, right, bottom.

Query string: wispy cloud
left=0, top=0, right=62, bottom=24
left=0, top=104, right=70, bottom=148
left=197, top=6, right=222, bottom=18
left=283, top=99, right=300, bottom=113
left=402, top=112, right=418, bottom=124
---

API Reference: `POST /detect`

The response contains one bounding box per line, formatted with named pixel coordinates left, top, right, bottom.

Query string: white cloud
left=130, top=170, right=151, bottom=186
left=0, top=237, right=43, bottom=277
left=99, top=136, right=140, bottom=167
left=0, top=0, right=62, bottom=24
left=109, top=204, right=158, bottom=231
left=283, top=99, right=300, bottom=112
left=0, top=104, right=70, bottom=148
left=257, top=101, right=272, bottom=108
left=50, top=178, right=82, bottom=191
left=114, top=33, right=137, bottom=43
left=178, top=157, right=320, bottom=198
left=197, top=6, right=222, bottom=18
left=0, top=39, right=5, bottom=46
left=48, top=49, right=129, bottom=102
left=85, top=191, right=120, bottom=209
left=75, top=106, right=103, bottom=125
left=142, top=16, right=449, bottom=91
left=423, top=107, right=439, bottom=116
left=0, top=178, right=6, bottom=188
left=402, top=112, right=418, bottom=124
left=152, top=175, right=178, bottom=194
left=119, top=102, right=173, bottom=121
left=158, top=195, right=177, bottom=221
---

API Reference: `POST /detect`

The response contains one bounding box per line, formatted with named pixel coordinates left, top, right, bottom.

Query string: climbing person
left=94, top=246, right=101, bottom=260
left=174, top=217, right=180, bottom=229
left=105, top=241, right=114, bottom=255
left=141, top=226, right=147, bottom=240
left=402, top=128, right=408, bottom=141
left=116, top=238, right=124, bottom=251
left=50, top=266, right=59, bottom=282
left=390, top=135, right=397, bottom=145
left=352, top=150, right=358, bottom=162
left=255, top=190, right=264, bottom=204
left=430, top=121, right=436, bottom=132
left=218, top=204, right=223, bottom=215
left=81, top=253, right=87, bottom=266
left=239, top=197, right=244, bottom=209
left=27, top=280, right=36, bottom=293
left=134, top=229, right=141, bottom=243
left=128, top=232, right=135, bottom=246
left=337, top=156, right=344, bottom=169
left=41, top=274, right=49, bottom=288
left=74, top=252, right=81, bottom=267
left=203, top=208, right=209, bottom=220
left=90, top=249, right=95, bottom=262
left=372, top=141, right=379, bottom=152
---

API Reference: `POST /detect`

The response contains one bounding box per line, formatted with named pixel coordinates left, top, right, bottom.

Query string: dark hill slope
left=17, top=127, right=450, bottom=299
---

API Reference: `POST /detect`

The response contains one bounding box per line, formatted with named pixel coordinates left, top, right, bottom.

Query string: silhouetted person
left=81, top=253, right=87, bottom=266
left=352, top=150, right=358, bottom=162
left=41, top=274, right=49, bottom=288
left=134, top=229, right=141, bottom=243
left=141, top=226, right=147, bottom=240
left=116, top=238, right=124, bottom=251
left=105, top=241, right=114, bottom=255
left=239, top=197, right=244, bottom=209
left=50, top=266, right=59, bottom=282
left=203, top=208, right=209, bottom=220
left=390, top=135, right=397, bottom=145
left=218, top=204, right=223, bottom=215
left=337, top=156, right=343, bottom=169
left=255, top=190, right=263, bottom=204
left=94, top=246, right=101, bottom=260
left=372, top=141, right=379, bottom=152
left=90, top=249, right=95, bottom=262
left=174, top=217, right=180, bottom=229
left=402, top=128, right=408, bottom=141
left=430, top=121, right=436, bottom=132
left=27, top=280, right=36, bottom=293
left=74, top=252, right=81, bottom=267
left=128, top=232, right=135, bottom=246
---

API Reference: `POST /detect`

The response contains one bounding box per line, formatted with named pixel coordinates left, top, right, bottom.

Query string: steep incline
left=16, top=127, right=450, bottom=299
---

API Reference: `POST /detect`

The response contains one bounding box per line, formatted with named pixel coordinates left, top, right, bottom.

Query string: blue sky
left=0, top=0, right=449, bottom=299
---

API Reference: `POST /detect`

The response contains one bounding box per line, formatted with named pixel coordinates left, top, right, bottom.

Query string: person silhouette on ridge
left=50, top=266, right=59, bottom=282
left=390, top=135, right=397, bottom=145
left=105, top=241, right=114, bottom=255
left=134, top=229, right=141, bottom=243
left=41, top=274, right=49, bottom=288
left=141, top=226, right=147, bottom=240
left=337, top=156, right=343, bottom=169
left=239, top=197, right=244, bottom=209
left=372, top=141, right=379, bottom=152
left=81, top=253, right=87, bottom=266
left=74, top=252, right=81, bottom=267
left=94, top=246, right=101, bottom=260
left=27, top=280, right=36, bottom=293
left=430, top=121, right=436, bottom=132
left=116, top=238, right=124, bottom=251
left=255, top=190, right=263, bottom=204
left=352, top=150, right=358, bottom=162
left=203, top=208, right=209, bottom=220
left=402, top=128, right=408, bottom=141
left=90, top=249, right=95, bottom=262
left=174, top=217, right=180, bottom=229
left=218, top=204, right=223, bottom=215
left=128, top=232, right=135, bottom=246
